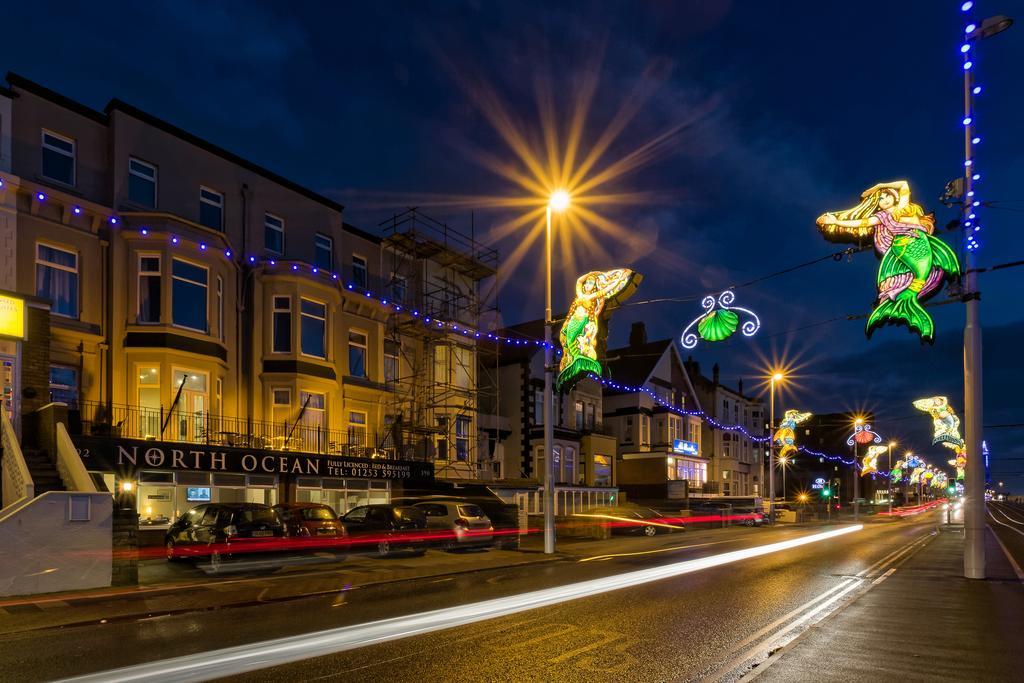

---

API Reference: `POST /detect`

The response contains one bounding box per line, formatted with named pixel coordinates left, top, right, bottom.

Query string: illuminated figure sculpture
left=775, top=410, right=812, bottom=460
left=556, top=268, right=641, bottom=392
left=891, top=461, right=905, bottom=483
left=861, top=445, right=887, bottom=477
left=680, top=290, right=761, bottom=349
left=913, top=396, right=967, bottom=481
left=909, top=467, right=925, bottom=486
left=816, top=181, right=960, bottom=341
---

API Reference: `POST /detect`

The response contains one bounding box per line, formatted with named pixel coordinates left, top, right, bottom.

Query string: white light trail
left=61, top=525, right=863, bottom=683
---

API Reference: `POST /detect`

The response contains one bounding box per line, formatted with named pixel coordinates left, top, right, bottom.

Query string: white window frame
left=352, top=254, right=368, bottom=289
left=128, top=157, right=157, bottom=207
left=347, top=329, right=368, bottom=377
left=264, top=213, right=284, bottom=255
left=199, top=186, right=224, bottom=231
left=41, top=129, right=75, bottom=186
left=348, top=410, right=367, bottom=446
left=314, top=233, right=333, bottom=270
left=272, top=295, right=292, bottom=354
left=455, top=415, right=471, bottom=462
left=300, top=297, right=327, bottom=359
left=390, top=272, right=407, bottom=303
left=384, top=340, right=399, bottom=385
left=216, top=276, right=224, bottom=340
left=137, top=253, right=161, bottom=324
left=171, top=257, right=209, bottom=333
left=35, top=241, right=79, bottom=319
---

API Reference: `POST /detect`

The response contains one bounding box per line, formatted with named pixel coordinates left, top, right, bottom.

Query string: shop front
left=72, top=435, right=434, bottom=529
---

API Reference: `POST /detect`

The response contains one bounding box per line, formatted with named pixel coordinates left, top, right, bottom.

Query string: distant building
left=684, top=358, right=765, bottom=497
left=602, top=323, right=705, bottom=502
left=785, top=412, right=877, bottom=503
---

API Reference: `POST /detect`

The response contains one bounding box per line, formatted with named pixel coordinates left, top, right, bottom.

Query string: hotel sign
left=72, top=436, right=434, bottom=481
left=672, top=439, right=699, bottom=457
left=0, top=294, right=26, bottom=340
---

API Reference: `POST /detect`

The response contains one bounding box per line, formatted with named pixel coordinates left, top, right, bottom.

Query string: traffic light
left=822, top=488, right=831, bottom=497
left=947, top=484, right=956, bottom=495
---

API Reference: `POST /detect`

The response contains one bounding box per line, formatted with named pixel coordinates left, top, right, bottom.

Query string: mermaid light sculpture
left=816, top=181, right=960, bottom=342
left=891, top=460, right=905, bottom=483
left=556, top=268, right=641, bottom=392
left=913, top=396, right=967, bottom=481
left=774, top=410, right=812, bottom=460
left=861, top=445, right=887, bottom=477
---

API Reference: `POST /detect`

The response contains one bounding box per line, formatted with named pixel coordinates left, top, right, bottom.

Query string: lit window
left=271, top=388, right=291, bottom=425
left=171, top=258, right=208, bottom=332
left=272, top=296, right=291, bottom=353
left=35, top=243, right=78, bottom=318
left=138, top=255, right=161, bottom=323
left=48, top=366, right=78, bottom=405
left=314, top=234, right=333, bottom=270
left=264, top=213, right=284, bottom=255
left=453, top=346, right=472, bottom=389
left=455, top=416, right=470, bottom=462
left=348, top=410, right=367, bottom=447
left=216, top=276, right=223, bottom=340
left=138, top=366, right=160, bottom=439
left=594, top=454, right=612, bottom=486
left=199, top=187, right=224, bottom=231
left=352, top=255, right=368, bottom=290
left=128, top=157, right=157, bottom=208
left=300, top=299, right=326, bottom=358
left=41, top=130, right=75, bottom=185
left=348, top=330, right=367, bottom=377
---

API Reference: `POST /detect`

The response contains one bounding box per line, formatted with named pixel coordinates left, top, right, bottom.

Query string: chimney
left=712, top=363, right=720, bottom=385
left=629, top=321, right=647, bottom=348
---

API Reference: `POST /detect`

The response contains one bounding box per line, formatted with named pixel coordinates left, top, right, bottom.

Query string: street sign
left=812, top=477, right=826, bottom=490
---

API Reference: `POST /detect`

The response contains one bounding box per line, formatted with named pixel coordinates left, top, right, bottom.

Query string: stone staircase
left=22, top=449, right=65, bottom=496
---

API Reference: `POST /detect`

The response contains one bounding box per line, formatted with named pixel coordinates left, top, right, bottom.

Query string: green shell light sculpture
left=681, top=290, right=761, bottom=349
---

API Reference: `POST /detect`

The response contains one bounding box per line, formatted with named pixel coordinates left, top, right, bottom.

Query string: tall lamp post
left=543, top=190, right=570, bottom=554
left=847, top=419, right=881, bottom=522
left=960, top=10, right=1013, bottom=581
left=779, top=455, right=789, bottom=502
left=888, top=441, right=897, bottom=516
left=768, top=372, right=783, bottom=522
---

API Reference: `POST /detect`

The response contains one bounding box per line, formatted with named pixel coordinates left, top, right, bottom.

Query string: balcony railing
left=69, top=401, right=422, bottom=460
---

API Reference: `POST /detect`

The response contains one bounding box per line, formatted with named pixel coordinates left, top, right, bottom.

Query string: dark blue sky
left=4, top=1, right=1022, bottom=490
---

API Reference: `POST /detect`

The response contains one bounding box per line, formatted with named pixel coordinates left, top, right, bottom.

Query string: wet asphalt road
left=0, top=514, right=944, bottom=682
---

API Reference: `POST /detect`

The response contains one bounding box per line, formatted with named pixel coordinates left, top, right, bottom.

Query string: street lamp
left=768, top=371, right=784, bottom=522
left=960, top=10, right=1013, bottom=580
left=888, top=441, right=896, bottom=516
left=779, top=455, right=789, bottom=502
left=543, top=190, right=569, bottom=554
left=852, top=418, right=863, bottom=522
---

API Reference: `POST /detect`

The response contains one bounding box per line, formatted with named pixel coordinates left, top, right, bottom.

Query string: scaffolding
left=379, top=209, right=500, bottom=479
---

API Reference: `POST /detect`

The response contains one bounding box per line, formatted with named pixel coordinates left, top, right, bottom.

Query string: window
left=585, top=403, right=595, bottom=431
left=314, top=234, right=333, bottom=270
left=455, top=416, right=470, bottom=462
left=264, top=213, right=284, bottom=254
left=384, top=340, right=399, bottom=385
left=215, top=378, right=222, bottom=416
left=640, top=415, right=650, bottom=446
left=48, top=366, right=78, bottom=405
left=594, top=454, right=612, bottom=486
left=624, top=416, right=633, bottom=443
left=390, top=274, right=407, bottom=303
left=216, top=276, right=223, bottom=340
left=199, top=187, right=224, bottom=231
left=300, top=391, right=326, bottom=433
left=300, top=299, right=326, bottom=358
left=172, top=259, right=208, bottom=332
left=352, top=255, right=368, bottom=289
left=271, top=388, right=291, bottom=425
left=36, top=243, right=78, bottom=318
left=348, top=410, right=367, bottom=447
left=575, top=400, right=584, bottom=431
left=138, top=366, right=160, bottom=438
left=128, top=157, right=157, bottom=208
left=534, top=388, right=544, bottom=426
left=564, top=446, right=577, bottom=484
left=434, top=345, right=450, bottom=385
left=348, top=330, right=367, bottom=377
left=41, top=130, right=75, bottom=185
left=134, top=255, right=161, bottom=323
left=272, top=296, right=291, bottom=353
left=453, top=346, right=472, bottom=389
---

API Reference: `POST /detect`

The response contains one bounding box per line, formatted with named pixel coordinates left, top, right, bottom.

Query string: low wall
left=0, top=491, right=112, bottom=597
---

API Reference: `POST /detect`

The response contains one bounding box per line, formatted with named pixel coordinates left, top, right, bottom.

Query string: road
left=0, top=513, right=949, bottom=682
left=988, top=500, right=1024, bottom=579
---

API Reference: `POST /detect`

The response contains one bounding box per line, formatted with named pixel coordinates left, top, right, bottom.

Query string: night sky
left=4, top=1, right=1022, bottom=490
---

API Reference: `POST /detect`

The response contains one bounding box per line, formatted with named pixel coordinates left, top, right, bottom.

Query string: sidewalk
left=753, top=525, right=1024, bottom=682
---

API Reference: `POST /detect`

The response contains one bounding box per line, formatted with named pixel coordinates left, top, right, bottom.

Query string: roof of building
left=605, top=339, right=673, bottom=388
left=5, top=72, right=346, bottom=214
left=343, top=222, right=382, bottom=244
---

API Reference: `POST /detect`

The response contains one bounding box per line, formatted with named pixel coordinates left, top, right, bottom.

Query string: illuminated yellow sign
left=0, top=294, right=26, bottom=340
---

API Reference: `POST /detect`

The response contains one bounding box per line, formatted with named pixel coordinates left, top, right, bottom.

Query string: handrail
left=0, top=410, right=34, bottom=513
left=55, top=422, right=97, bottom=492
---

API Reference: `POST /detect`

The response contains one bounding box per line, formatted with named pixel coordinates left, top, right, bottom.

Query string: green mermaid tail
left=866, top=230, right=959, bottom=341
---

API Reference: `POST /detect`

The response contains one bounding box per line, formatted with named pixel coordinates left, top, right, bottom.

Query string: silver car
left=413, top=500, right=494, bottom=550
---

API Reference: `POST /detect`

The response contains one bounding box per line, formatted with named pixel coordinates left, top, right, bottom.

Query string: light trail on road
left=59, top=525, right=863, bottom=683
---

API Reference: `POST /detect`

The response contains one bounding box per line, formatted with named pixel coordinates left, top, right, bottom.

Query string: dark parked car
left=273, top=503, right=346, bottom=548
left=576, top=506, right=685, bottom=536
left=165, top=503, right=285, bottom=569
left=339, top=504, right=430, bottom=556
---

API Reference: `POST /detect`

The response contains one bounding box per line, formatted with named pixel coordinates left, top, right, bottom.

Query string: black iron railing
left=69, top=400, right=419, bottom=460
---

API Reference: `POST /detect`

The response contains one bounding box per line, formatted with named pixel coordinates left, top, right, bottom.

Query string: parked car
left=577, top=506, right=685, bottom=536
left=273, top=503, right=346, bottom=548
left=339, top=504, right=430, bottom=557
left=396, top=491, right=522, bottom=550
left=165, top=503, right=286, bottom=569
left=413, top=500, right=494, bottom=550
left=690, top=502, right=765, bottom=526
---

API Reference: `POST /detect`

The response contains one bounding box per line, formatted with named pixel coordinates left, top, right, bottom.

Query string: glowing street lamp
left=888, top=441, right=897, bottom=516
left=542, top=190, right=570, bottom=555
left=847, top=417, right=881, bottom=522
left=768, top=371, right=785, bottom=521
left=779, top=455, right=790, bottom=502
